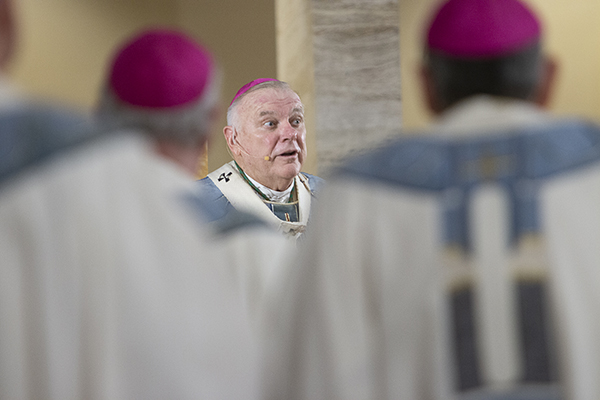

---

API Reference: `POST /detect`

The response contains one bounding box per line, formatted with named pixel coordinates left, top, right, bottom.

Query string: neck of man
left=234, top=162, right=294, bottom=192
left=244, top=172, right=295, bottom=203
left=233, top=159, right=294, bottom=191
left=264, top=178, right=294, bottom=192
left=249, top=173, right=294, bottom=192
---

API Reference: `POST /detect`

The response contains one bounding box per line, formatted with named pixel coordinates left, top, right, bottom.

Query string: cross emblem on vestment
left=218, top=172, right=233, bottom=182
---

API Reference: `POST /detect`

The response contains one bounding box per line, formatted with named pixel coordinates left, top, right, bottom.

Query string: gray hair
left=226, top=80, right=293, bottom=128
left=96, top=69, right=221, bottom=146
left=425, top=42, right=544, bottom=110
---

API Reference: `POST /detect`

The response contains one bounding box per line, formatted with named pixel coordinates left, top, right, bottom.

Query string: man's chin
left=274, top=164, right=301, bottom=181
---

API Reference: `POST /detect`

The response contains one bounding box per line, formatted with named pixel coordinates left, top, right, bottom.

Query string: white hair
left=226, top=80, right=293, bottom=128
left=96, top=68, right=222, bottom=146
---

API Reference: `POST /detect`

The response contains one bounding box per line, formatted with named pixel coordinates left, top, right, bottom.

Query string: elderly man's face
left=229, top=87, right=306, bottom=191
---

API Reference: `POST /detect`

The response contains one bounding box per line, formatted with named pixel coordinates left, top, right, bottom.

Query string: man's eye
left=264, top=121, right=276, bottom=128
left=291, top=118, right=303, bottom=126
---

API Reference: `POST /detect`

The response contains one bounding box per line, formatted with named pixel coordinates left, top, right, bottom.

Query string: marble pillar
left=277, top=0, right=402, bottom=173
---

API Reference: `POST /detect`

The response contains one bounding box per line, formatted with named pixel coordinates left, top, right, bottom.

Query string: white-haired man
left=0, top=29, right=265, bottom=399
left=197, top=79, right=324, bottom=239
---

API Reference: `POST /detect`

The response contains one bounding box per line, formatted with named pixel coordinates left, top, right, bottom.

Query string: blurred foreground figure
left=0, top=28, right=262, bottom=399
left=263, top=0, right=600, bottom=399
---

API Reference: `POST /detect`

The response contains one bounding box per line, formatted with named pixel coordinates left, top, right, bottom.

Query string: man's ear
left=419, top=64, right=444, bottom=115
left=534, top=56, right=558, bottom=108
left=223, top=126, right=238, bottom=155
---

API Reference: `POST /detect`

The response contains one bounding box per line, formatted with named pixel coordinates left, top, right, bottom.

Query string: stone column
left=277, top=0, right=402, bottom=173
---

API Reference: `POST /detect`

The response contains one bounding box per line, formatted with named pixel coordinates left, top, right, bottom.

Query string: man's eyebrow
left=257, top=107, right=304, bottom=117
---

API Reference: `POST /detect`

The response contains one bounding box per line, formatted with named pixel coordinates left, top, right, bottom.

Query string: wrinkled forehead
left=239, top=87, right=304, bottom=117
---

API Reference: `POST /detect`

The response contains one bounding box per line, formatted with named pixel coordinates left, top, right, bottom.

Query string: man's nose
left=281, top=123, right=298, bottom=139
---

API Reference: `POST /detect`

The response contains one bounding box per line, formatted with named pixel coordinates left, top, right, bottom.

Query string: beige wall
left=399, top=0, right=600, bottom=130
left=531, top=0, right=600, bottom=121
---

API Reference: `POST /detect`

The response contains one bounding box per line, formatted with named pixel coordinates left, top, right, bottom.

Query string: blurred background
left=8, top=0, right=600, bottom=175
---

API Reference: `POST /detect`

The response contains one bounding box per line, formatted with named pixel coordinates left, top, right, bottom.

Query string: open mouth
left=278, top=150, right=298, bottom=157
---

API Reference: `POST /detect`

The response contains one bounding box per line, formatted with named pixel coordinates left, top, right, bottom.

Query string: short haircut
left=96, top=69, right=221, bottom=146
left=425, top=41, right=543, bottom=110
left=226, top=80, right=294, bottom=128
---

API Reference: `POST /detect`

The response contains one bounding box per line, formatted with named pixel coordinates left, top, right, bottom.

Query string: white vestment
left=204, top=161, right=318, bottom=239
left=261, top=96, right=600, bottom=400
left=0, top=131, right=262, bottom=400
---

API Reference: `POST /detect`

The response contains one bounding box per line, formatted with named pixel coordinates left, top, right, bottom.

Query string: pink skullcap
left=426, top=0, right=541, bottom=58
left=109, top=29, right=214, bottom=108
left=230, top=78, right=279, bottom=106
